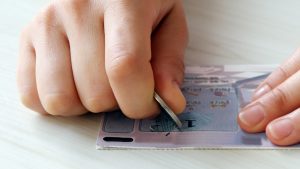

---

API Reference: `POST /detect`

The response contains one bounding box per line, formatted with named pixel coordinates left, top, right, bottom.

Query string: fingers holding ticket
left=17, top=0, right=188, bottom=118
left=238, top=48, right=300, bottom=146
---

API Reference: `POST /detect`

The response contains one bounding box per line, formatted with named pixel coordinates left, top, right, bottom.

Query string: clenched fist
left=17, top=0, right=188, bottom=118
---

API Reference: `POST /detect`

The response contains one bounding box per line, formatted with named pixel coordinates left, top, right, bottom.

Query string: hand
left=17, top=0, right=188, bottom=118
left=238, top=48, right=300, bottom=146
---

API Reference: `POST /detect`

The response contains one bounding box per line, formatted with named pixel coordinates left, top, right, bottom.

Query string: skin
left=18, top=0, right=188, bottom=119
left=17, top=0, right=300, bottom=146
left=238, top=48, right=300, bottom=146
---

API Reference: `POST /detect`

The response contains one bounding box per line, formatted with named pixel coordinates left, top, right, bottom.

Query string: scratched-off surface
left=140, top=85, right=238, bottom=132
left=97, top=65, right=300, bottom=149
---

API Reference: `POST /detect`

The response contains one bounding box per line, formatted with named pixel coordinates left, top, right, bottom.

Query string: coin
left=154, top=92, right=182, bottom=128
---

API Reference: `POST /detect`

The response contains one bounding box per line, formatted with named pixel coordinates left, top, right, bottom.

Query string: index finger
left=252, top=48, right=300, bottom=100
left=104, top=3, right=159, bottom=119
left=238, top=70, right=300, bottom=132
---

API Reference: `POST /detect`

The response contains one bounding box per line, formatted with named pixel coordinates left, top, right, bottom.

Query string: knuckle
left=34, top=3, right=59, bottom=34
left=104, top=0, right=156, bottom=22
left=104, top=0, right=129, bottom=11
left=106, top=51, right=142, bottom=80
left=278, top=66, right=290, bottom=79
left=62, top=0, right=89, bottom=11
left=83, top=95, right=117, bottom=113
left=60, top=0, right=92, bottom=26
left=43, top=93, right=77, bottom=116
left=271, top=88, right=289, bottom=110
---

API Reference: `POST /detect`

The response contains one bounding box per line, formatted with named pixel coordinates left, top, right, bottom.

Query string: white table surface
left=1, top=0, right=300, bottom=168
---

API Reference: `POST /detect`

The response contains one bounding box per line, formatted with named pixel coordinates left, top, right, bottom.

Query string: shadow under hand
left=31, top=112, right=102, bottom=149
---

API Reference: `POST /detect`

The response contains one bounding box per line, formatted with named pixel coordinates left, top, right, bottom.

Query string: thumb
left=151, top=1, right=188, bottom=114
left=152, top=58, right=186, bottom=114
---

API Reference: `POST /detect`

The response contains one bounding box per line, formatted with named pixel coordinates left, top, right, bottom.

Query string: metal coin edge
left=154, top=92, right=183, bottom=128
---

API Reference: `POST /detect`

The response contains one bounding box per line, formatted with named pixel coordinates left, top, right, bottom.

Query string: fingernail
left=252, top=84, right=271, bottom=100
left=269, top=118, right=293, bottom=140
left=239, top=103, right=265, bottom=127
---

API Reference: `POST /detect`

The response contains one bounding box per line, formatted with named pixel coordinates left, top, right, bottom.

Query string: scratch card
left=96, top=65, right=300, bottom=149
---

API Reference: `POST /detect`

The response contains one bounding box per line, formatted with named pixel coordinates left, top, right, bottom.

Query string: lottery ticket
left=96, top=65, right=300, bottom=149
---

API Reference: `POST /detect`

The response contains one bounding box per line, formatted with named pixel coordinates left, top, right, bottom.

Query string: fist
left=17, top=0, right=188, bottom=118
